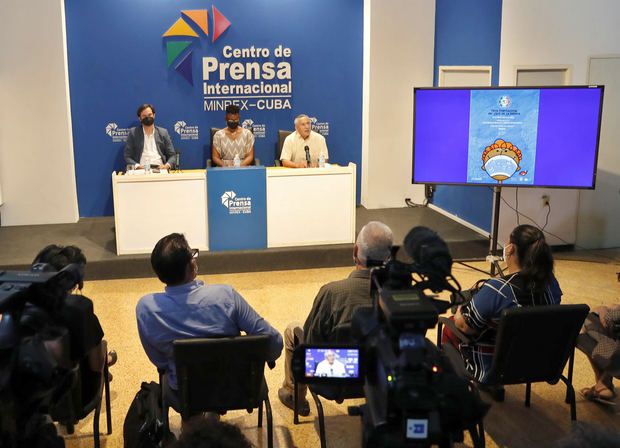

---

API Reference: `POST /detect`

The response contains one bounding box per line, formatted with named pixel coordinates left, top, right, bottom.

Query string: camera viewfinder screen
left=304, top=348, right=360, bottom=378
left=413, top=86, right=603, bottom=188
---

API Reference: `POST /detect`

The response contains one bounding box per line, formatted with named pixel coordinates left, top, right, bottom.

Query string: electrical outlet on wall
left=542, top=195, right=550, bottom=207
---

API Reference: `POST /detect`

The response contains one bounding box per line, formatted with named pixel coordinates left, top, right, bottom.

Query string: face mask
left=227, top=120, right=239, bottom=129
left=141, top=117, right=154, bottom=126
left=503, top=243, right=512, bottom=261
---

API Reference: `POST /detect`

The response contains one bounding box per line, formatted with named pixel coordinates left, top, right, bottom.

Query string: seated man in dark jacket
left=124, top=103, right=176, bottom=169
left=278, top=221, right=393, bottom=415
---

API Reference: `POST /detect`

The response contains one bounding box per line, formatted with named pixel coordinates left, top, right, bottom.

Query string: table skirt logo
left=310, top=117, right=329, bottom=136
left=221, top=190, right=252, bottom=214
left=162, top=6, right=231, bottom=85
left=242, top=119, right=266, bottom=138
left=105, top=123, right=130, bottom=142
left=174, top=121, right=200, bottom=140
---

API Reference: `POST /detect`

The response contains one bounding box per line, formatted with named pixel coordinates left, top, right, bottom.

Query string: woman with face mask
left=211, top=104, right=255, bottom=167
left=443, top=224, right=562, bottom=384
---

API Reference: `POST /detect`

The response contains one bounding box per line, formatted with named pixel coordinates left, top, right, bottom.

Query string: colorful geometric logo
left=163, top=6, right=231, bottom=85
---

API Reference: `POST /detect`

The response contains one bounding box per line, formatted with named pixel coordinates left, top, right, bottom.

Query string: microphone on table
left=175, top=150, right=181, bottom=170
left=304, top=145, right=311, bottom=167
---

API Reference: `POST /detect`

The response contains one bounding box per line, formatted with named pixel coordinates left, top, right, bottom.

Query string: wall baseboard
left=428, top=203, right=490, bottom=238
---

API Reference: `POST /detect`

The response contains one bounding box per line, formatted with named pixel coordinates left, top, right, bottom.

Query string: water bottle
left=318, top=151, right=326, bottom=168
left=233, top=154, right=241, bottom=167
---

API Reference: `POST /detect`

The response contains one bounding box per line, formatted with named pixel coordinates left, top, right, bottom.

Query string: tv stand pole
left=489, top=186, right=502, bottom=276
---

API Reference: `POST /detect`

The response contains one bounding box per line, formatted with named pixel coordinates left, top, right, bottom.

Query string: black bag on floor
left=123, top=381, right=175, bottom=448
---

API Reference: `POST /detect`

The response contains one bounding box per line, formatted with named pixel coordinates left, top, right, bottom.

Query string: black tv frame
left=411, top=85, right=605, bottom=190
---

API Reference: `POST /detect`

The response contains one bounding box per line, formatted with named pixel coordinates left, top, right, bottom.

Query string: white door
left=576, top=56, right=620, bottom=248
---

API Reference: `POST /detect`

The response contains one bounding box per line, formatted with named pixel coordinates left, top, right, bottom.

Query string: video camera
left=293, top=227, right=489, bottom=448
left=0, top=264, right=84, bottom=448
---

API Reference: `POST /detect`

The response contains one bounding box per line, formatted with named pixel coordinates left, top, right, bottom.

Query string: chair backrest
left=209, top=127, right=221, bottom=153
left=173, top=335, right=270, bottom=418
left=276, top=129, right=293, bottom=161
left=491, top=304, right=589, bottom=385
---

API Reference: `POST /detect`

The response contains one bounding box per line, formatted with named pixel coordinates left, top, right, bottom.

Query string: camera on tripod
left=292, top=226, right=489, bottom=448
left=0, top=264, right=84, bottom=447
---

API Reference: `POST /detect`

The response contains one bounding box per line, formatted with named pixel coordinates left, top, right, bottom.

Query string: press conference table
left=112, top=163, right=356, bottom=255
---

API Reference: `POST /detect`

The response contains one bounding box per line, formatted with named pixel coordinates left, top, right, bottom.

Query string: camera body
left=293, top=227, right=488, bottom=448
left=0, top=264, right=83, bottom=447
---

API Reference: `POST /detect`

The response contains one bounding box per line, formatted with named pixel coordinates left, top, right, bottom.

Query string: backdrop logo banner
left=174, top=121, right=200, bottom=140
left=310, top=116, right=329, bottom=136
left=105, top=123, right=130, bottom=142
left=66, top=1, right=363, bottom=217
left=242, top=118, right=266, bottom=138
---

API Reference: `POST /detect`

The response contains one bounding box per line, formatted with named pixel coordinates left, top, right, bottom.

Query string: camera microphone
left=404, top=226, right=452, bottom=279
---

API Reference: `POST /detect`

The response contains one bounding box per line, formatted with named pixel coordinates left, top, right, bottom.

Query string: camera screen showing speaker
left=413, top=85, right=604, bottom=188
left=305, top=347, right=360, bottom=379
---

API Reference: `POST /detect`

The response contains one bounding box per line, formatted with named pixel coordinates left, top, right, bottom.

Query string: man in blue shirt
left=136, top=233, right=283, bottom=410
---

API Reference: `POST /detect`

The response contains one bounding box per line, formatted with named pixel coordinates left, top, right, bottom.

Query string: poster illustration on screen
left=467, top=90, right=540, bottom=185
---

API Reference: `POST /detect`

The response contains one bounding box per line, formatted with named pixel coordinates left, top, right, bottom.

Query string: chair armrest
left=438, top=316, right=473, bottom=345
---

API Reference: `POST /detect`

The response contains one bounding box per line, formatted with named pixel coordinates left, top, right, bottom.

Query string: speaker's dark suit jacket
left=123, top=125, right=176, bottom=166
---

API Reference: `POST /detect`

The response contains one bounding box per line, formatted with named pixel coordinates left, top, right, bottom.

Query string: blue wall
left=65, top=0, right=363, bottom=217
left=431, top=0, right=503, bottom=232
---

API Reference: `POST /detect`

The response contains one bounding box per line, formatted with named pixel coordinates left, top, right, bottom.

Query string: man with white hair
left=278, top=221, right=393, bottom=415
left=280, top=114, right=329, bottom=168
left=314, top=350, right=347, bottom=377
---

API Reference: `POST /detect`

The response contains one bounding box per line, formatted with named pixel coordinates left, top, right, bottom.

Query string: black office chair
left=207, top=127, right=259, bottom=167
left=275, top=129, right=293, bottom=166
left=160, top=335, right=274, bottom=448
left=437, top=303, right=589, bottom=421
left=292, top=326, right=364, bottom=448
left=51, top=340, right=113, bottom=448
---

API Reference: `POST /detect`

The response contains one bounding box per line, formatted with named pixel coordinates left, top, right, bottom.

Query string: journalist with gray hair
left=278, top=221, right=393, bottom=415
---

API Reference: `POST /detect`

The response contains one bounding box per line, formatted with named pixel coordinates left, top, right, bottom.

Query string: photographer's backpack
left=123, top=381, right=175, bottom=448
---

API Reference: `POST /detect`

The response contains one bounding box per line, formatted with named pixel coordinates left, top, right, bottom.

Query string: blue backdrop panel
left=431, top=0, right=503, bottom=233
left=207, top=167, right=267, bottom=251
left=65, top=0, right=363, bottom=217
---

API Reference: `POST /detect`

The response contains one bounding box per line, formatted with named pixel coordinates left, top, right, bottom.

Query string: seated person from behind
left=212, top=104, right=255, bottom=166
left=30, top=245, right=116, bottom=387
left=279, top=221, right=393, bottom=414
left=124, top=103, right=176, bottom=170
left=314, top=350, right=347, bottom=377
left=280, top=114, right=328, bottom=168
left=136, top=233, right=283, bottom=411
left=443, top=224, right=562, bottom=384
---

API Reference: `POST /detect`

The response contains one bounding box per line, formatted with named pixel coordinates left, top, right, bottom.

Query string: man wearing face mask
left=212, top=104, right=255, bottom=166
left=280, top=114, right=328, bottom=168
left=124, top=104, right=176, bottom=170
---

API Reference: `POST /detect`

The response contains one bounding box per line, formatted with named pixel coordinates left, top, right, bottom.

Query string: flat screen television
left=412, top=86, right=604, bottom=189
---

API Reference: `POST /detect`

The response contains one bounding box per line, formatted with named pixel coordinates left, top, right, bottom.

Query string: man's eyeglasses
left=190, top=248, right=199, bottom=259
